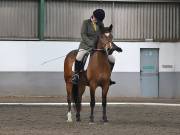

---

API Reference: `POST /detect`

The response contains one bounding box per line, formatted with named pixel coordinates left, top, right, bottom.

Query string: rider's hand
left=112, top=42, right=123, bottom=52
left=115, top=46, right=123, bottom=52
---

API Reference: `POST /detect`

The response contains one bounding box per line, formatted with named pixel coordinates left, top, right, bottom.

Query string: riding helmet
left=93, top=9, right=105, bottom=22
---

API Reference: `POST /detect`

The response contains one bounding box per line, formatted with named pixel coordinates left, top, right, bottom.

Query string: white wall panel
left=159, top=43, right=176, bottom=72
left=0, top=41, right=178, bottom=72
left=175, top=44, right=180, bottom=72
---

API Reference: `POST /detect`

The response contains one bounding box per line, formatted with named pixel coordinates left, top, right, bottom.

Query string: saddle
left=80, top=52, right=89, bottom=71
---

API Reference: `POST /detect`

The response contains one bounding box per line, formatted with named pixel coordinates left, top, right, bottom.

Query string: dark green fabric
left=79, top=19, right=102, bottom=50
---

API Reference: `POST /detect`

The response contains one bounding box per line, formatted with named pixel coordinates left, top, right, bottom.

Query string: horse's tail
left=72, top=84, right=81, bottom=111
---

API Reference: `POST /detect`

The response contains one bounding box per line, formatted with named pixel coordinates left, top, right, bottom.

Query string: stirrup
left=72, top=74, right=79, bottom=84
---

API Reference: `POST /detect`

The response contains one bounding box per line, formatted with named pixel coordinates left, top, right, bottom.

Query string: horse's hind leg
left=102, top=84, right=109, bottom=122
left=75, top=84, right=85, bottom=122
left=66, top=82, right=73, bottom=122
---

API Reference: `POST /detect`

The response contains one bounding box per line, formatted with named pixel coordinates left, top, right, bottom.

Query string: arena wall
left=0, top=41, right=179, bottom=98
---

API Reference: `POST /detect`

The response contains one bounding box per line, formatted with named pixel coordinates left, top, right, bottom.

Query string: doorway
left=140, top=48, right=159, bottom=97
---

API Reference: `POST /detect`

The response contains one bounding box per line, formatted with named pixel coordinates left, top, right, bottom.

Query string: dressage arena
left=0, top=0, right=180, bottom=135
left=0, top=97, right=180, bottom=135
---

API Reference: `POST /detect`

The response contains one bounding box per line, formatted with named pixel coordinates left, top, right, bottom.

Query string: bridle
left=93, top=31, right=113, bottom=52
left=93, top=40, right=112, bottom=52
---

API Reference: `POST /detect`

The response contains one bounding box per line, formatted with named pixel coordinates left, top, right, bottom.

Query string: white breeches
left=76, top=49, right=115, bottom=63
left=76, top=49, right=89, bottom=61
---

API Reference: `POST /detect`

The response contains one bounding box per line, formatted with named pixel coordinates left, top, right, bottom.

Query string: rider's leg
left=72, top=49, right=88, bottom=84
left=108, top=55, right=116, bottom=85
left=72, top=60, right=82, bottom=84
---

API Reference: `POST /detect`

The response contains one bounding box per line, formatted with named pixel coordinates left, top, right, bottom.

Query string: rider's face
left=92, top=15, right=97, bottom=23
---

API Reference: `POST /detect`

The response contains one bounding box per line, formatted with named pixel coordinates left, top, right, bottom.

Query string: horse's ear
left=109, top=24, right=113, bottom=32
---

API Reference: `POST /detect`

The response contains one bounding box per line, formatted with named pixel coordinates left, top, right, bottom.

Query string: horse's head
left=97, top=24, right=113, bottom=50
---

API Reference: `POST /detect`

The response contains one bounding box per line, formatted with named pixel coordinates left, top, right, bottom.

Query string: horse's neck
left=91, top=42, right=108, bottom=62
left=96, top=41, right=103, bottom=49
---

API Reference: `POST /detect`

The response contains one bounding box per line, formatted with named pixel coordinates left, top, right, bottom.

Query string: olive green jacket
left=79, top=19, right=102, bottom=50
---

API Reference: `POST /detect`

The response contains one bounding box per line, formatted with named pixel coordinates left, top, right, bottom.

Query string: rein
left=93, top=48, right=104, bottom=51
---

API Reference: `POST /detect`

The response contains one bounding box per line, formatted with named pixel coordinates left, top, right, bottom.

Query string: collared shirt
left=92, top=21, right=97, bottom=31
left=91, top=17, right=97, bottom=31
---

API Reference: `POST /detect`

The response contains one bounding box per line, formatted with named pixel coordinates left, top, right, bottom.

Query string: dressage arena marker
left=0, top=102, right=180, bottom=107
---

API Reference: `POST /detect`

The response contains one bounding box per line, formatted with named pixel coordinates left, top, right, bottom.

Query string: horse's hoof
left=103, top=117, right=108, bottom=123
left=103, top=119, right=109, bottom=123
left=67, top=112, right=72, bottom=122
left=67, top=119, right=73, bottom=122
left=89, top=122, right=95, bottom=125
left=89, top=116, right=94, bottom=123
left=89, top=119, right=94, bottom=123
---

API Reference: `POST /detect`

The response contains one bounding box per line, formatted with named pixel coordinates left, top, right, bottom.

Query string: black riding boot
left=109, top=62, right=116, bottom=85
left=72, top=60, right=82, bottom=84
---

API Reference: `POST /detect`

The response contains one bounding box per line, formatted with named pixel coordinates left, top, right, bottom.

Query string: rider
left=72, top=9, right=122, bottom=85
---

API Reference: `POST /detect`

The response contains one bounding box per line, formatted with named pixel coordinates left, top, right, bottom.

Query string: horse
left=64, top=24, right=113, bottom=123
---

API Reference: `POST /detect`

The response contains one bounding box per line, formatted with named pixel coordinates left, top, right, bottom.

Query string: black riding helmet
left=93, top=9, right=105, bottom=22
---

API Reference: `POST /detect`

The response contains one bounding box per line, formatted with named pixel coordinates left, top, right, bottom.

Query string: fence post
left=38, top=0, right=45, bottom=40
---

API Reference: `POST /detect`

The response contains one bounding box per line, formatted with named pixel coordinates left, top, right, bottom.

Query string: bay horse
left=64, top=24, right=113, bottom=123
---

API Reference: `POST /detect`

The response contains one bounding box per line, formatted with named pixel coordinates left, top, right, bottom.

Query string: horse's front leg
left=66, top=83, right=73, bottom=122
left=90, top=88, right=96, bottom=123
left=102, top=84, right=109, bottom=122
left=75, top=94, right=83, bottom=122
left=76, top=97, right=81, bottom=122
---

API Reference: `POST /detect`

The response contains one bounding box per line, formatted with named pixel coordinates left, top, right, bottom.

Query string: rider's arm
left=81, top=20, right=95, bottom=48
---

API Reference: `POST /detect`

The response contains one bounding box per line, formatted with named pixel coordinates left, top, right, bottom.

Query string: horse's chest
left=87, top=62, right=110, bottom=80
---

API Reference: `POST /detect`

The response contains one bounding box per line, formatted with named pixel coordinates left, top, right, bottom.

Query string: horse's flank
left=64, top=50, right=77, bottom=83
